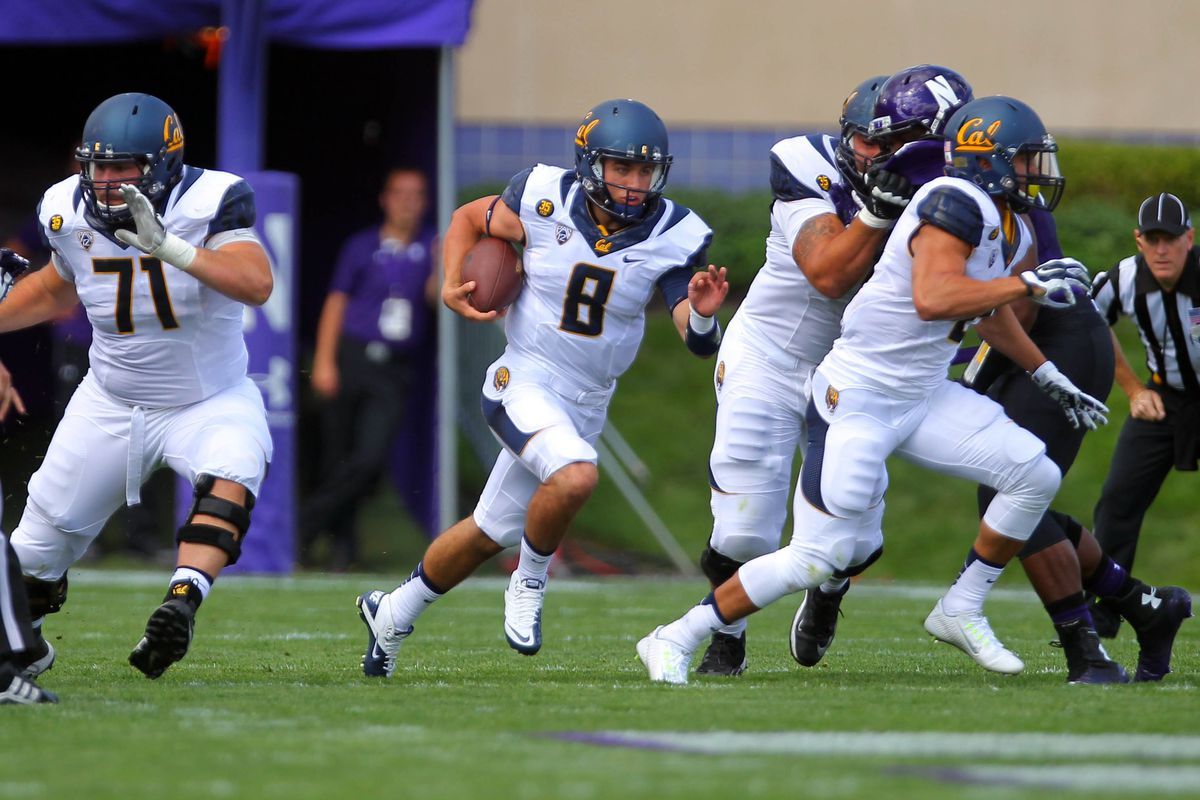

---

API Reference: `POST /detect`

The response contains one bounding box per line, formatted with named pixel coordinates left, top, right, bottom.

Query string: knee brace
left=982, top=455, right=1061, bottom=540
left=177, top=474, right=255, bottom=565
left=834, top=545, right=883, bottom=579
left=24, top=574, right=68, bottom=618
left=700, top=544, right=744, bottom=587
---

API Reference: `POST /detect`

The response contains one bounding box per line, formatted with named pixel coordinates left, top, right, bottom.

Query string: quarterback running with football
left=354, top=99, right=728, bottom=678
left=0, top=93, right=273, bottom=680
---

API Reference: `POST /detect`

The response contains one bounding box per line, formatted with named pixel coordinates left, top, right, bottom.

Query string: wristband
left=685, top=308, right=721, bottom=356
left=153, top=232, right=198, bottom=271
left=688, top=307, right=715, bottom=334
left=855, top=207, right=894, bottom=230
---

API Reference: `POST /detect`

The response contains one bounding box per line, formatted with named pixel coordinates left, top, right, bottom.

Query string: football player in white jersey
left=0, top=93, right=273, bottom=680
left=639, top=96, right=1108, bottom=684
left=355, top=99, right=727, bottom=677
left=695, top=68, right=973, bottom=676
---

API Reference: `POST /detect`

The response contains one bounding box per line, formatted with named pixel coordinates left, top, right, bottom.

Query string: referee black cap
left=1137, top=192, right=1192, bottom=237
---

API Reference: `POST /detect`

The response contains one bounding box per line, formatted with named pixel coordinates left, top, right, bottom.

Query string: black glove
left=860, top=168, right=914, bottom=221
left=0, top=248, right=30, bottom=302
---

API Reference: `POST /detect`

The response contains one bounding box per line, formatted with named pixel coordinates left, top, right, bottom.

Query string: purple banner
left=179, top=171, right=300, bottom=574
left=0, top=0, right=473, bottom=47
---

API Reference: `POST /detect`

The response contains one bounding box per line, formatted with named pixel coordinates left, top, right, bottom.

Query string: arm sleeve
left=206, top=180, right=257, bottom=238
left=656, top=266, right=692, bottom=312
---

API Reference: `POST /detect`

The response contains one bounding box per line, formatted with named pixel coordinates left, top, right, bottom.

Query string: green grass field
left=3, top=569, right=1196, bottom=799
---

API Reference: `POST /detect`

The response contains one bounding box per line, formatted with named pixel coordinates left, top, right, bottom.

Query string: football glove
left=114, top=185, right=197, bottom=270
left=1019, top=258, right=1092, bottom=308
left=0, top=247, right=31, bottom=302
left=1030, top=361, right=1109, bottom=430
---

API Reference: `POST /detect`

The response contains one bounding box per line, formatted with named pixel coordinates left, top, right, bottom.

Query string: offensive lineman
left=639, top=96, right=1105, bottom=684
left=695, top=67, right=973, bottom=676
left=355, top=99, right=727, bottom=677
left=0, top=93, right=273, bottom=680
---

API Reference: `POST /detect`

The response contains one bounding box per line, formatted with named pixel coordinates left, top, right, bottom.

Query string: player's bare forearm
left=911, top=226, right=1026, bottom=320
left=0, top=264, right=79, bottom=333
left=975, top=305, right=1048, bottom=373
left=792, top=213, right=885, bottom=299
left=187, top=241, right=273, bottom=306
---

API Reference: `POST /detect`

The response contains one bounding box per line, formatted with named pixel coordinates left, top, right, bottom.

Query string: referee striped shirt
left=1092, top=246, right=1200, bottom=395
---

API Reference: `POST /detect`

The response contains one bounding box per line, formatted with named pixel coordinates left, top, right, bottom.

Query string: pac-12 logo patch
left=49, top=214, right=63, bottom=232
left=494, top=366, right=510, bottom=391
left=825, top=384, right=839, bottom=412
left=77, top=230, right=94, bottom=250
left=555, top=223, right=573, bottom=245
left=536, top=199, right=555, bottom=217
left=816, top=175, right=832, bottom=191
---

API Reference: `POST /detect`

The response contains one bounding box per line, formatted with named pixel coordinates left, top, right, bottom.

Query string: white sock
left=717, top=618, right=747, bottom=637
left=819, top=577, right=849, bottom=595
left=659, top=600, right=724, bottom=651
left=516, top=533, right=553, bottom=586
left=170, top=567, right=212, bottom=602
left=942, top=551, right=1005, bottom=615
left=387, top=563, right=444, bottom=630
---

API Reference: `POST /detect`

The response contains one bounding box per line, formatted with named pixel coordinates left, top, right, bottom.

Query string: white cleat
left=637, top=626, right=692, bottom=685
left=356, top=590, right=412, bottom=678
left=503, top=573, right=545, bottom=655
left=924, top=598, right=1024, bottom=675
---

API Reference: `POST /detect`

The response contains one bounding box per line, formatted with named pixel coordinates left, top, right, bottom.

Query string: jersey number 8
left=559, top=263, right=615, bottom=337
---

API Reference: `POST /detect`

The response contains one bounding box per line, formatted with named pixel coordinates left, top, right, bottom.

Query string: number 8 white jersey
left=497, top=164, right=711, bottom=393
left=37, top=167, right=262, bottom=408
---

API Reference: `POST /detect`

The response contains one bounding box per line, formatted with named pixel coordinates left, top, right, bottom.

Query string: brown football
left=462, top=237, right=523, bottom=313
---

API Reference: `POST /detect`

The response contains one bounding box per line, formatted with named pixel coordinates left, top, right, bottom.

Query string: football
left=462, top=237, right=523, bottom=313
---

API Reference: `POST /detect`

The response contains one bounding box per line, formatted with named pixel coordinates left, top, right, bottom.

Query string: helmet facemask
left=580, top=149, right=671, bottom=221
left=1005, top=140, right=1064, bottom=213
left=77, top=153, right=157, bottom=227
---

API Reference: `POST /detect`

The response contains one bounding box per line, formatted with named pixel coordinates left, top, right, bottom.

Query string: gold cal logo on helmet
left=494, top=366, right=510, bottom=391
left=575, top=118, right=600, bottom=148
left=955, top=117, right=1002, bottom=152
left=163, top=114, right=184, bottom=153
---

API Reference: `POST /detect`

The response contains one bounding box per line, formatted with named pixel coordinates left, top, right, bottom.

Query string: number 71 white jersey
left=498, top=164, right=711, bottom=393
left=38, top=167, right=262, bottom=408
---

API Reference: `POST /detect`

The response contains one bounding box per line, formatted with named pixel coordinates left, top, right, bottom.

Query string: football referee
left=1090, top=192, right=1200, bottom=633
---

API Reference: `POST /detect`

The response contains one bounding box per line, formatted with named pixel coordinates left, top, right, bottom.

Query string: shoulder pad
left=769, top=152, right=824, bottom=202
left=500, top=167, right=535, bottom=215
left=207, top=179, right=256, bottom=238
left=916, top=186, right=985, bottom=246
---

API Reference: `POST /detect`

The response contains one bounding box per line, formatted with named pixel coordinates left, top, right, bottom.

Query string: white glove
left=1030, top=361, right=1109, bottom=430
left=1019, top=258, right=1092, bottom=309
left=113, top=185, right=197, bottom=270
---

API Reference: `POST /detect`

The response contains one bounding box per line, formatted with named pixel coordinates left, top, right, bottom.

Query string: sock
left=387, top=562, right=445, bottom=630
left=1046, top=592, right=1093, bottom=627
left=660, top=593, right=726, bottom=651
left=1084, top=555, right=1138, bottom=599
left=820, top=577, right=850, bottom=595
left=166, top=567, right=213, bottom=611
left=941, top=549, right=1005, bottom=615
left=516, top=533, right=553, bottom=587
left=716, top=618, right=747, bottom=638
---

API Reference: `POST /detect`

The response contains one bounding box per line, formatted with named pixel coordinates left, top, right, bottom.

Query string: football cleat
left=503, top=573, right=545, bottom=656
left=1054, top=618, right=1129, bottom=685
left=0, top=671, right=58, bottom=705
left=637, top=626, right=692, bottom=685
left=356, top=590, right=411, bottom=678
left=1127, top=586, right=1192, bottom=682
left=696, top=632, right=747, bottom=676
left=16, top=637, right=55, bottom=680
left=129, top=597, right=195, bottom=679
left=923, top=598, right=1024, bottom=675
left=1089, top=596, right=1122, bottom=638
left=790, top=585, right=847, bottom=667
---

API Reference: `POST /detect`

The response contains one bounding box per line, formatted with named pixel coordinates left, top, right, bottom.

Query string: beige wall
left=458, top=0, right=1200, bottom=136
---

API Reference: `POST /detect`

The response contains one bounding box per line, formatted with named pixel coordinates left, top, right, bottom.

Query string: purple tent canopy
left=0, top=0, right=472, bottom=47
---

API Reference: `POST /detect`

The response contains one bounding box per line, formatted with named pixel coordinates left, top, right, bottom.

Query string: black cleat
left=696, top=632, right=747, bottom=676
left=129, top=598, right=196, bottom=679
left=0, top=667, right=58, bottom=705
left=1090, top=597, right=1122, bottom=638
left=1126, top=586, right=1192, bottom=682
left=1054, top=618, right=1129, bottom=685
left=15, top=636, right=55, bottom=680
left=790, top=585, right=846, bottom=667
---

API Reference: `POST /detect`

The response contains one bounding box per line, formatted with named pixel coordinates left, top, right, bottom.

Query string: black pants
left=302, top=339, right=411, bottom=566
left=0, top=532, right=36, bottom=663
left=1093, top=385, right=1200, bottom=571
left=974, top=306, right=1114, bottom=557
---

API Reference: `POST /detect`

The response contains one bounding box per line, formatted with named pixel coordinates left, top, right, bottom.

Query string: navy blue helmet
left=869, top=65, right=973, bottom=143
left=834, top=74, right=889, bottom=194
left=76, top=93, right=185, bottom=228
left=574, top=99, right=672, bottom=220
left=944, top=96, right=1065, bottom=212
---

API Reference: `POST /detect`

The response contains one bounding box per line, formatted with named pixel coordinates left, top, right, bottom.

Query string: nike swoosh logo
left=505, top=625, right=532, bottom=644
left=622, top=254, right=644, bottom=263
